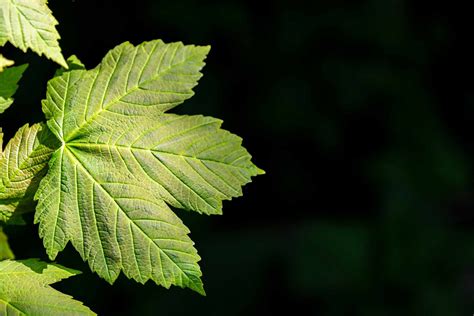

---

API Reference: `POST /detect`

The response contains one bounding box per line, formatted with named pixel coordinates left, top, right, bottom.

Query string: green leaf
left=0, top=259, right=95, bottom=315
left=36, top=40, right=263, bottom=294
left=0, top=227, right=14, bottom=260
left=0, top=64, right=27, bottom=114
left=0, top=123, right=59, bottom=223
left=0, top=0, right=66, bottom=67
left=0, top=54, right=13, bottom=72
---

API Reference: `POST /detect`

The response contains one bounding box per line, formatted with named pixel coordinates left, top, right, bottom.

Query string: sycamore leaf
left=0, top=259, right=95, bottom=315
left=0, top=54, right=13, bottom=71
left=0, top=0, right=66, bottom=67
left=0, top=227, right=14, bottom=259
left=0, top=123, right=59, bottom=223
left=36, top=40, right=263, bottom=294
left=0, top=64, right=27, bottom=114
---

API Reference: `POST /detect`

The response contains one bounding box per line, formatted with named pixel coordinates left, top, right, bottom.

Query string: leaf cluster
left=0, top=1, right=262, bottom=314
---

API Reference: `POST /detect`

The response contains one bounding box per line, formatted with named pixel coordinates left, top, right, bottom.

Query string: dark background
left=1, top=0, right=474, bottom=315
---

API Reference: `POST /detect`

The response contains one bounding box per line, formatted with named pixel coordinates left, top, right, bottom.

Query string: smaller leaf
left=0, top=54, right=13, bottom=72
left=0, top=227, right=14, bottom=260
left=0, top=0, right=67, bottom=67
left=0, top=259, right=96, bottom=315
left=0, top=64, right=27, bottom=114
